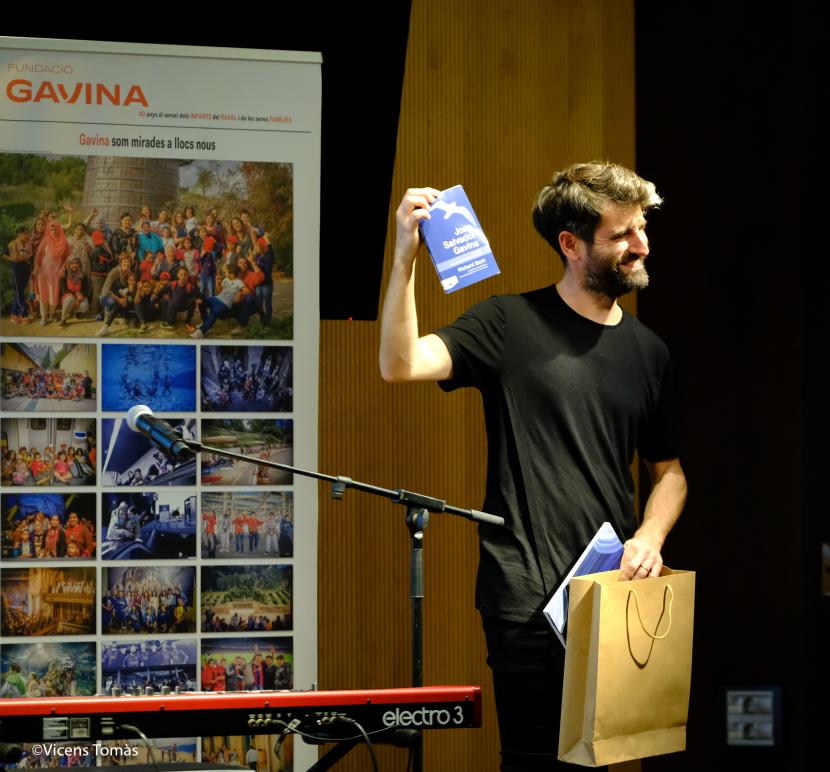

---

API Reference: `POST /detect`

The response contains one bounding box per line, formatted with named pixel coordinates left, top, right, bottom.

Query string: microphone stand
left=183, top=438, right=502, bottom=772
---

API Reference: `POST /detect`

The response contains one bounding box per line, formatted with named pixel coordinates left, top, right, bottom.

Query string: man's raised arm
left=379, top=187, right=454, bottom=383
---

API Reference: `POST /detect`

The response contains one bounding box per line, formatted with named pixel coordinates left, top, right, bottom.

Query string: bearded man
left=379, top=162, right=687, bottom=771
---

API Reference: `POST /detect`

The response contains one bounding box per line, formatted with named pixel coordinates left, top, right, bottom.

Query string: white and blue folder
left=544, top=522, right=624, bottom=647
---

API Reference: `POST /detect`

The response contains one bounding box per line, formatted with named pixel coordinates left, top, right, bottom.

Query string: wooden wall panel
left=319, top=1, right=636, bottom=769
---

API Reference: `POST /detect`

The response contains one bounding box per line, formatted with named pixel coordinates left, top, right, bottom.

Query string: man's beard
left=582, top=246, right=649, bottom=299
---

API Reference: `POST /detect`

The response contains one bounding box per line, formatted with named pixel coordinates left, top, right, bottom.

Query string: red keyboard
left=0, top=686, right=481, bottom=742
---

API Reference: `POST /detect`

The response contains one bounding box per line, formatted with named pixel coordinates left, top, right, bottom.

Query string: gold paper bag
left=558, top=568, right=695, bottom=767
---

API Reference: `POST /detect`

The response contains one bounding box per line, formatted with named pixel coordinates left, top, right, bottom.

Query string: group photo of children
left=200, top=491, right=293, bottom=559
left=1, top=493, right=96, bottom=560
left=0, top=153, right=293, bottom=341
left=1, top=418, right=96, bottom=488
left=1, top=342, right=96, bottom=412
left=200, top=638, right=293, bottom=692
left=101, top=566, right=196, bottom=635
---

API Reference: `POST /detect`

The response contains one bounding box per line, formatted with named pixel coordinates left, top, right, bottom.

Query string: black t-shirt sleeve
left=637, top=355, right=680, bottom=462
left=433, top=296, right=506, bottom=392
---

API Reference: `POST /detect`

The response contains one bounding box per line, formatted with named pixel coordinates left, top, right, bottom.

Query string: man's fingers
left=620, top=539, right=662, bottom=581
left=400, top=195, right=434, bottom=218
left=403, top=187, right=441, bottom=200
left=409, top=208, right=431, bottom=224
left=620, top=560, right=647, bottom=582
left=399, top=188, right=441, bottom=216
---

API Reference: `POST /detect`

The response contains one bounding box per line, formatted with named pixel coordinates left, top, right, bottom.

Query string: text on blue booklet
left=419, top=185, right=500, bottom=293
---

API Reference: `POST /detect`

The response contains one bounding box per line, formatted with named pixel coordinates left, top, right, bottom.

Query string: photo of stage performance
left=200, top=419, right=293, bottom=486
left=101, top=417, right=197, bottom=487
left=1, top=342, right=96, bottom=412
left=0, top=153, right=294, bottom=341
left=0, top=567, right=95, bottom=637
left=101, top=492, right=196, bottom=560
left=101, top=639, right=197, bottom=694
left=1, top=492, right=96, bottom=559
left=200, top=491, right=293, bottom=559
left=0, top=417, right=96, bottom=487
left=102, top=566, right=196, bottom=635
left=201, top=345, right=293, bottom=412
left=200, top=637, right=293, bottom=692
left=202, top=734, right=293, bottom=772
left=101, top=344, right=196, bottom=412
left=201, top=565, right=292, bottom=632
left=0, top=641, right=96, bottom=698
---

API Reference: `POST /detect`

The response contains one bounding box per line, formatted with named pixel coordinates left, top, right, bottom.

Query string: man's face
left=580, top=204, right=650, bottom=299
left=142, top=222, right=151, bottom=234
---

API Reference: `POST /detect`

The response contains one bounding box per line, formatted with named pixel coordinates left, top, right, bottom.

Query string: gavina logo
left=6, top=80, right=148, bottom=107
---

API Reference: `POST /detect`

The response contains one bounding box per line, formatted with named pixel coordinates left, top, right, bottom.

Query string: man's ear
left=558, top=230, right=583, bottom=263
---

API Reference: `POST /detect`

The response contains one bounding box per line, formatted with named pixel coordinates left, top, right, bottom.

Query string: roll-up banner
left=0, top=37, right=320, bottom=770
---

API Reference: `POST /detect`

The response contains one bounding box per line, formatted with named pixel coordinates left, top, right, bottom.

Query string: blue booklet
left=419, top=185, right=500, bottom=293
left=543, top=522, right=624, bottom=647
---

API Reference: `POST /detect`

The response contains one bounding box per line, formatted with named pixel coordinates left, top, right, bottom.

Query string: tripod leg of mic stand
left=306, top=739, right=360, bottom=771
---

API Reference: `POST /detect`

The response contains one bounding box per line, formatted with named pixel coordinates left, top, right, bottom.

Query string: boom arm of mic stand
left=181, top=440, right=504, bottom=527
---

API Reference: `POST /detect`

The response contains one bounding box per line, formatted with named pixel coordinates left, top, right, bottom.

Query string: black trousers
left=482, top=613, right=606, bottom=772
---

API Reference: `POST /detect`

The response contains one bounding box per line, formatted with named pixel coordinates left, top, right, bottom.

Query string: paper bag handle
left=626, top=585, right=673, bottom=640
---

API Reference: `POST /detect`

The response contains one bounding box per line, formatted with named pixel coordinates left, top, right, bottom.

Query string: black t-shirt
left=435, top=285, right=678, bottom=622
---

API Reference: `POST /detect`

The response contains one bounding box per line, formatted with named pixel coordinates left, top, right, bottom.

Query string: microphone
left=126, top=405, right=193, bottom=461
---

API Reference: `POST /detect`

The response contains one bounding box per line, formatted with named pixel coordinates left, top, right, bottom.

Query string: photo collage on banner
left=0, top=37, right=320, bottom=769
